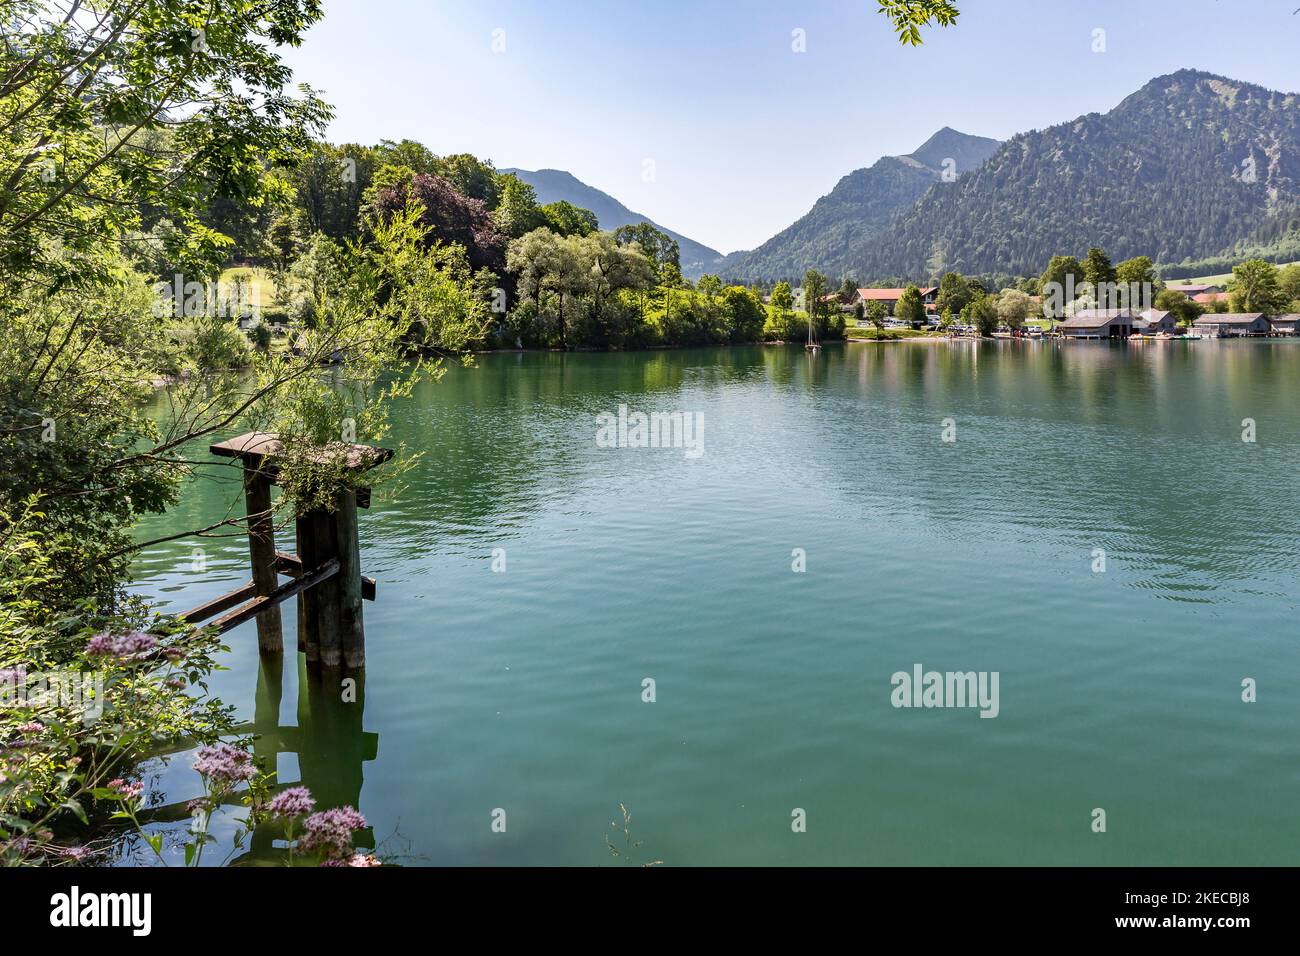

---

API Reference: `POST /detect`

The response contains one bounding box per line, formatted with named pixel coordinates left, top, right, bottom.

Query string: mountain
left=722, top=127, right=1001, bottom=282
left=500, top=167, right=725, bottom=277
left=850, top=70, right=1300, bottom=280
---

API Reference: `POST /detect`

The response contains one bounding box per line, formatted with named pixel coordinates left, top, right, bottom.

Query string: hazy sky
left=281, top=1, right=1300, bottom=254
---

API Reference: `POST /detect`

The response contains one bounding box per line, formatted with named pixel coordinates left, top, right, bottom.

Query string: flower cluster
left=85, top=632, right=157, bottom=660
left=267, top=786, right=316, bottom=819
left=193, top=743, right=257, bottom=787
left=321, top=853, right=382, bottom=867
left=298, top=805, right=367, bottom=861
left=107, top=778, right=144, bottom=800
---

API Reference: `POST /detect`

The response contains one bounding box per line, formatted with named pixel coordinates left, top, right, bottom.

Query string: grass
left=1168, top=260, right=1300, bottom=287
left=220, top=266, right=279, bottom=309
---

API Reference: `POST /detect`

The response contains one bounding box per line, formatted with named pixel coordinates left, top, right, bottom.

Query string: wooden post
left=243, top=460, right=282, bottom=654
left=311, top=509, right=342, bottom=668
left=337, top=489, right=365, bottom=669
left=296, top=513, right=319, bottom=661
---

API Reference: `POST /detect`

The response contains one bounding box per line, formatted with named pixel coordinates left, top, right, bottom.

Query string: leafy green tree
left=1278, top=263, right=1300, bottom=307
left=723, top=286, right=768, bottom=342
left=996, top=288, right=1032, bottom=330
left=936, top=271, right=974, bottom=315
left=376, top=139, right=440, bottom=176
left=697, top=274, right=723, bottom=299
left=265, top=214, right=302, bottom=303
left=1040, top=255, right=1084, bottom=318
left=964, top=294, right=997, bottom=336
left=1227, top=258, right=1287, bottom=313
left=867, top=301, right=887, bottom=331
left=493, top=174, right=544, bottom=239
left=540, top=201, right=599, bottom=237
left=770, top=281, right=795, bottom=312
left=1083, top=246, right=1116, bottom=288
left=894, top=284, right=926, bottom=327
left=581, top=231, right=654, bottom=325
left=293, top=142, right=378, bottom=241
left=0, top=0, right=330, bottom=292
left=1153, top=288, right=1203, bottom=326
left=613, top=222, right=680, bottom=279
left=431, top=153, right=500, bottom=206
left=804, top=269, right=831, bottom=332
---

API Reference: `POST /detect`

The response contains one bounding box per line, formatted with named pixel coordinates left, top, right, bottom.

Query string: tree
left=996, top=288, right=1032, bottom=331
left=0, top=0, right=330, bottom=292
left=894, top=285, right=926, bottom=327
left=770, top=281, right=794, bottom=312
left=965, top=295, right=997, bottom=336
left=293, top=142, right=378, bottom=241
left=432, top=153, right=501, bottom=206
left=1153, top=288, right=1203, bottom=326
left=936, top=271, right=974, bottom=316
left=867, top=301, right=887, bottom=331
left=370, top=173, right=507, bottom=273
left=1279, top=263, right=1300, bottom=307
left=722, top=287, right=768, bottom=343
left=1040, top=255, right=1085, bottom=318
left=613, top=222, right=680, bottom=279
left=1228, top=258, right=1287, bottom=313
left=541, top=201, right=599, bottom=237
left=1083, top=246, right=1116, bottom=291
left=1107, top=256, right=1159, bottom=300
left=265, top=214, right=302, bottom=302
left=804, top=270, right=831, bottom=334
left=493, top=174, right=544, bottom=238
left=376, top=139, right=440, bottom=176
left=697, top=274, right=723, bottom=299
left=581, top=231, right=653, bottom=324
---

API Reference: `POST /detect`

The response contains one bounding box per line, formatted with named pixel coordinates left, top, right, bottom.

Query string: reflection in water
left=238, top=655, right=377, bottom=865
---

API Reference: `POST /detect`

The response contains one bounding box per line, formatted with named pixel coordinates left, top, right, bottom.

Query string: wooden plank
left=210, top=431, right=394, bottom=474
left=209, top=559, right=339, bottom=636
left=276, top=551, right=374, bottom=600
left=178, top=582, right=255, bottom=624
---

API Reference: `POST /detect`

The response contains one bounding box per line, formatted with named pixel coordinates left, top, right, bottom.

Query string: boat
left=805, top=315, right=820, bottom=352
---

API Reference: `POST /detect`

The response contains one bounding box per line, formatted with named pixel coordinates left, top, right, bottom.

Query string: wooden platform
left=210, top=431, right=393, bottom=473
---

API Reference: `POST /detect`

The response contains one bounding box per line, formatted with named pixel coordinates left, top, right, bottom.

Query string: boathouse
left=1135, top=309, right=1178, bottom=334
left=1057, top=309, right=1136, bottom=339
left=1192, top=313, right=1270, bottom=337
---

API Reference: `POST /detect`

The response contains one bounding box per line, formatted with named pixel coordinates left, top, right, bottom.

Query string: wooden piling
left=311, top=509, right=343, bottom=668
left=210, top=432, right=391, bottom=672
left=243, top=460, right=282, bottom=654
left=336, top=489, right=365, bottom=669
left=296, top=512, right=320, bottom=662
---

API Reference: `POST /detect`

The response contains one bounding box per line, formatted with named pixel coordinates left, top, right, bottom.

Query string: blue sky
left=282, top=1, right=1300, bottom=254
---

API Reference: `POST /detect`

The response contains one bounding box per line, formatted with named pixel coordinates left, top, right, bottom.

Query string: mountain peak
left=904, top=127, right=1001, bottom=175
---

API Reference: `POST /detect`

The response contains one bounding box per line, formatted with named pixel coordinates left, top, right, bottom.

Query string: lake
left=130, top=339, right=1300, bottom=865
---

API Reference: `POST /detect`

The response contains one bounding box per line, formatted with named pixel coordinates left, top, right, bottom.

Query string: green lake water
left=130, top=339, right=1300, bottom=865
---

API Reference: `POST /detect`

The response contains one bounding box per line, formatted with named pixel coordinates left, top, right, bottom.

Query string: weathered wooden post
left=336, top=489, right=365, bottom=669
left=243, top=456, right=283, bottom=654
left=210, top=431, right=389, bottom=671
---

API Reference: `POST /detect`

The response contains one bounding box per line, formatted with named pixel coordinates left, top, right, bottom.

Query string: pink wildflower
left=267, top=786, right=316, bottom=819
